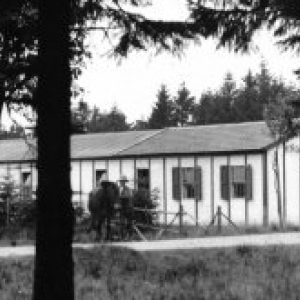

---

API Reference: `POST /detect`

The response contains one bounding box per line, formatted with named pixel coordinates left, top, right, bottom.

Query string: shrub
left=132, top=188, right=159, bottom=230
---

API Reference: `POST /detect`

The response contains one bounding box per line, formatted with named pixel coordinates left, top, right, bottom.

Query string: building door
left=137, top=169, right=150, bottom=192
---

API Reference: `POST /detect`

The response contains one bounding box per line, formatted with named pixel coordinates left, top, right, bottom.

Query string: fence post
left=217, top=206, right=222, bottom=233
left=179, top=204, right=183, bottom=234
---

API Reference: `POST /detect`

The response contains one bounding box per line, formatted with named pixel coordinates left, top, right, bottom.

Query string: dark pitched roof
left=0, top=139, right=36, bottom=162
left=0, top=122, right=274, bottom=162
left=0, top=130, right=160, bottom=162
left=70, top=130, right=160, bottom=159
left=117, top=121, right=274, bottom=157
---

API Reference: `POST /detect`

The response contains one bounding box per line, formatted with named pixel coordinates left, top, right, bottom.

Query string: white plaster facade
left=0, top=124, right=300, bottom=227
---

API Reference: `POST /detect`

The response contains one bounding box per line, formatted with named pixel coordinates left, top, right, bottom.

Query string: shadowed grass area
left=1, top=245, right=300, bottom=299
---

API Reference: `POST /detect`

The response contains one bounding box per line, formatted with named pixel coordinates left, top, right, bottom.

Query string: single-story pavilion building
left=0, top=121, right=299, bottom=227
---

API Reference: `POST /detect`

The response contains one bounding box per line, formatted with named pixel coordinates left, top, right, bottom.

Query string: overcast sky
left=76, top=1, right=300, bottom=123
left=5, top=1, right=300, bottom=128
left=78, top=34, right=299, bottom=123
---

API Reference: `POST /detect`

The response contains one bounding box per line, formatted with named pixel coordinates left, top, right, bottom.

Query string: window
left=172, top=167, right=202, bottom=200
left=220, top=165, right=252, bottom=200
left=137, top=169, right=150, bottom=191
left=21, top=171, right=32, bottom=200
left=95, top=169, right=107, bottom=185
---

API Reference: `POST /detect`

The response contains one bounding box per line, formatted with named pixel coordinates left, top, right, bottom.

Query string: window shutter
left=245, top=165, right=253, bottom=200
left=172, top=167, right=181, bottom=201
left=194, top=167, right=202, bottom=201
left=220, top=166, right=230, bottom=200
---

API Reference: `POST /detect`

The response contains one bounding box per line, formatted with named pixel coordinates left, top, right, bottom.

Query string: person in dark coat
left=118, top=175, right=134, bottom=239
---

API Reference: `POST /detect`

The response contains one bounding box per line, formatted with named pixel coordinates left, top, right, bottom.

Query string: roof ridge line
left=115, top=128, right=167, bottom=156
left=71, top=129, right=155, bottom=139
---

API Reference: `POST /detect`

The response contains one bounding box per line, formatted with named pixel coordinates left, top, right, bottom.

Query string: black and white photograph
left=0, top=0, right=300, bottom=299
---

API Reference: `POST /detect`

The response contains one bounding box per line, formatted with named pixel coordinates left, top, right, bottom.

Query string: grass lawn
left=1, top=245, right=300, bottom=299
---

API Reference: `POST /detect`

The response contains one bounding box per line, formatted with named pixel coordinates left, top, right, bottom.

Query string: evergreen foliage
left=148, top=85, right=175, bottom=129
left=71, top=101, right=130, bottom=133
left=173, top=83, right=196, bottom=126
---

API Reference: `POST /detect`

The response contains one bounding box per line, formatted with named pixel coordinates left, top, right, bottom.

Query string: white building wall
left=0, top=165, right=7, bottom=179
left=31, top=164, right=38, bottom=193
left=285, top=136, right=300, bottom=225
left=80, top=161, right=93, bottom=210
left=107, top=160, right=120, bottom=183
left=26, top=141, right=299, bottom=227
left=196, top=157, right=212, bottom=225
left=165, top=157, right=181, bottom=223
left=213, top=157, right=230, bottom=224
left=149, top=158, right=165, bottom=222
left=120, top=159, right=135, bottom=190
left=136, top=159, right=149, bottom=170
left=267, top=144, right=284, bottom=225
left=247, top=154, right=264, bottom=225
left=8, top=164, right=20, bottom=184
left=71, top=161, right=81, bottom=204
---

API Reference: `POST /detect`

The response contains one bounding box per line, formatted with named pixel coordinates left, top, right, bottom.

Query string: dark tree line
left=194, top=64, right=300, bottom=126
left=4, top=63, right=299, bottom=137
left=71, top=102, right=130, bottom=133
left=145, top=64, right=299, bottom=129
left=73, top=62, right=296, bottom=132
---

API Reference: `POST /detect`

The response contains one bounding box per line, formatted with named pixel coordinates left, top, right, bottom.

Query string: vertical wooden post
left=217, top=206, right=222, bottom=233
left=148, top=157, right=151, bottom=194
left=6, top=164, right=10, bottom=228
left=262, top=152, right=269, bottom=226
left=245, top=154, right=249, bottom=227
left=211, top=157, right=215, bottom=222
left=194, top=156, right=198, bottom=226
left=30, top=162, right=34, bottom=200
left=283, top=141, right=286, bottom=226
left=119, top=159, right=123, bottom=178
left=178, top=157, right=183, bottom=232
left=133, top=158, right=137, bottom=190
left=163, top=157, right=167, bottom=225
left=106, top=160, right=109, bottom=180
left=92, top=160, right=95, bottom=189
left=227, top=156, right=231, bottom=221
left=179, top=203, right=184, bottom=234
left=19, top=163, right=22, bottom=200
left=79, top=160, right=82, bottom=207
left=299, top=134, right=300, bottom=227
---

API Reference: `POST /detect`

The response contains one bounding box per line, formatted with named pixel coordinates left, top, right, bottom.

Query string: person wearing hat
left=118, top=175, right=133, bottom=239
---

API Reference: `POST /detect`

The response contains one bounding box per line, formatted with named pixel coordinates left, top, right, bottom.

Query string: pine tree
left=173, top=83, right=195, bottom=126
left=193, top=91, right=216, bottom=125
left=148, top=84, right=175, bottom=129
left=234, top=70, right=261, bottom=121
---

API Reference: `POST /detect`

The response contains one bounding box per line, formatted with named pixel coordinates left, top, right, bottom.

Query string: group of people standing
left=88, top=174, right=134, bottom=240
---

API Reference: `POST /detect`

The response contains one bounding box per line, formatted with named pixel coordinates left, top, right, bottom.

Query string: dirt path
left=113, top=232, right=300, bottom=252
left=1, top=232, right=300, bottom=257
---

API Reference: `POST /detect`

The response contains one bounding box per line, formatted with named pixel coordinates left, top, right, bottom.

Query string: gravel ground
left=0, top=232, right=300, bottom=257
left=113, top=232, right=300, bottom=251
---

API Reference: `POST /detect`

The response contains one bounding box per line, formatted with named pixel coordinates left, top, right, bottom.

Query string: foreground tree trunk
left=33, top=1, right=74, bottom=299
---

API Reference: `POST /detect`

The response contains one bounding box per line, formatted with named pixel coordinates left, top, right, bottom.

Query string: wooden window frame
left=172, top=167, right=202, bottom=201
left=220, top=165, right=253, bottom=200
